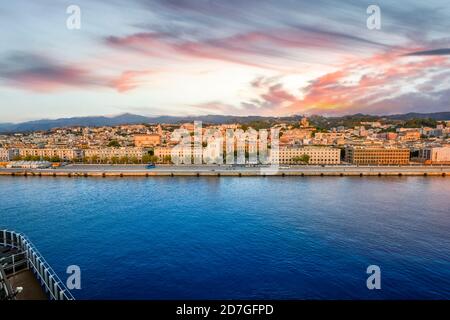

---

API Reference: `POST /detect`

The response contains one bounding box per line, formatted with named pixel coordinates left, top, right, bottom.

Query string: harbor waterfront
left=1, top=164, right=450, bottom=177
left=0, top=176, right=449, bottom=299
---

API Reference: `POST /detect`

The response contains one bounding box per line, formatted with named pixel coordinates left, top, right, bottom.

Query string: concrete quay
left=0, top=164, right=449, bottom=177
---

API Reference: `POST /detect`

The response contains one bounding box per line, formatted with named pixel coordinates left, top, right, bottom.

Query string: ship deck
left=0, top=244, right=47, bottom=300
left=6, top=270, right=48, bottom=300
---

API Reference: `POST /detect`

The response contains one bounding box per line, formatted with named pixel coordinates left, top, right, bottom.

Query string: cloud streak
left=0, top=53, right=105, bottom=92
left=0, top=52, right=154, bottom=93
left=404, top=48, right=450, bottom=56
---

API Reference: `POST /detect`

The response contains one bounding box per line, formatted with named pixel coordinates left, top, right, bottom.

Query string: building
left=345, top=146, right=410, bottom=165
left=84, top=147, right=146, bottom=162
left=399, top=130, right=421, bottom=141
left=18, top=148, right=82, bottom=161
left=417, top=146, right=450, bottom=164
left=361, top=121, right=382, bottom=128
left=134, top=134, right=161, bottom=147
left=180, top=123, right=195, bottom=132
left=300, top=117, right=310, bottom=128
left=154, top=145, right=203, bottom=164
left=271, top=146, right=341, bottom=165
left=312, top=132, right=346, bottom=145
left=280, top=129, right=313, bottom=144
left=6, top=161, right=52, bottom=169
left=386, top=132, right=398, bottom=140
left=0, top=148, right=19, bottom=161
left=154, top=146, right=172, bottom=162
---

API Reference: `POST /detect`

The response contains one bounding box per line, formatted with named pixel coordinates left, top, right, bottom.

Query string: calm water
left=0, top=176, right=449, bottom=299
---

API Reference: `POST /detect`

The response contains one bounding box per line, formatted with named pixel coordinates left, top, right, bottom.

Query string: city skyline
left=1, top=0, right=450, bottom=122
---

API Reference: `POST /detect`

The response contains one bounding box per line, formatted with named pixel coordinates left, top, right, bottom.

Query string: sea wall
left=0, top=168, right=448, bottom=177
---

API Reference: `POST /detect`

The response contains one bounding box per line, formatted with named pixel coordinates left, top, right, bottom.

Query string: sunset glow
left=1, top=0, right=449, bottom=122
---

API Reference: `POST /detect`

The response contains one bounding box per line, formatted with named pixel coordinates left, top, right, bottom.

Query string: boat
left=0, top=230, right=74, bottom=300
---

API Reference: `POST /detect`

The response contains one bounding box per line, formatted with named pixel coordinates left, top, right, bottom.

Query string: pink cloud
left=110, top=70, right=154, bottom=92
left=103, top=27, right=377, bottom=70
left=0, top=52, right=157, bottom=94
left=243, top=49, right=450, bottom=115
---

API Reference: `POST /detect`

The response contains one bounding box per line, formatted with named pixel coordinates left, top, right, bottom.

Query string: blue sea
left=0, top=176, right=449, bottom=299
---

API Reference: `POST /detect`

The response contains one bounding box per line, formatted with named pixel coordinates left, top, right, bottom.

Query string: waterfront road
left=1, top=164, right=450, bottom=176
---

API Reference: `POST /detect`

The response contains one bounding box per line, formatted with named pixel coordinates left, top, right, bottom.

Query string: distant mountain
left=385, top=112, right=450, bottom=120
left=0, top=113, right=293, bottom=133
left=0, top=112, right=449, bottom=133
left=0, top=113, right=151, bottom=133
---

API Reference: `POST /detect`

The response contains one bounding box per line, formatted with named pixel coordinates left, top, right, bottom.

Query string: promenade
left=0, top=164, right=449, bottom=177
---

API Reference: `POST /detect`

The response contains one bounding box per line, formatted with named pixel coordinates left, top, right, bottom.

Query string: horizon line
left=3, top=110, right=450, bottom=125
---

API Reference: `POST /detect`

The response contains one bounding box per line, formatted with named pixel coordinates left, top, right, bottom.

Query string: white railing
left=0, top=230, right=75, bottom=300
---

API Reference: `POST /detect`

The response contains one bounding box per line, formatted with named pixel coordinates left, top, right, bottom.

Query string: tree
left=143, top=154, right=159, bottom=163
left=142, top=154, right=151, bottom=164
left=130, top=156, right=139, bottom=164
left=299, top=154, right=310, bottom=164
left=111, top=156, right=119, bottom=164
left=25, top=155, right=41, bottom=161
left=292, top=154, right=310, bottom=164
left=107, top=140, right=121, bottom=148
left=119, top=156, right=129, bottom=164
left=163, top=155, right=172, bottom=164
left=404, top=118, right=436, bottom=128
left=150, top=155, right=159, bottom=163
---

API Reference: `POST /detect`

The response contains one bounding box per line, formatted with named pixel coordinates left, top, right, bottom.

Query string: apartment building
left=0, top=148, right=19, bottom=161
left=18, top=148, right=83, bottom=161
left=417, top=146, right=450, bottom=164
left=154, top=145, right=203, bottom=164
left=154, top=146, right=172, bottom=160
left=271, top=147, right=341, bottom=165
left=345, top=146, right=410, bottom=165
left=84, top=147, right=146, bottom=161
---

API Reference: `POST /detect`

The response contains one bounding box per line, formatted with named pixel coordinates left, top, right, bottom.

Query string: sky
left=0, top=0, right=450, bottom=122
